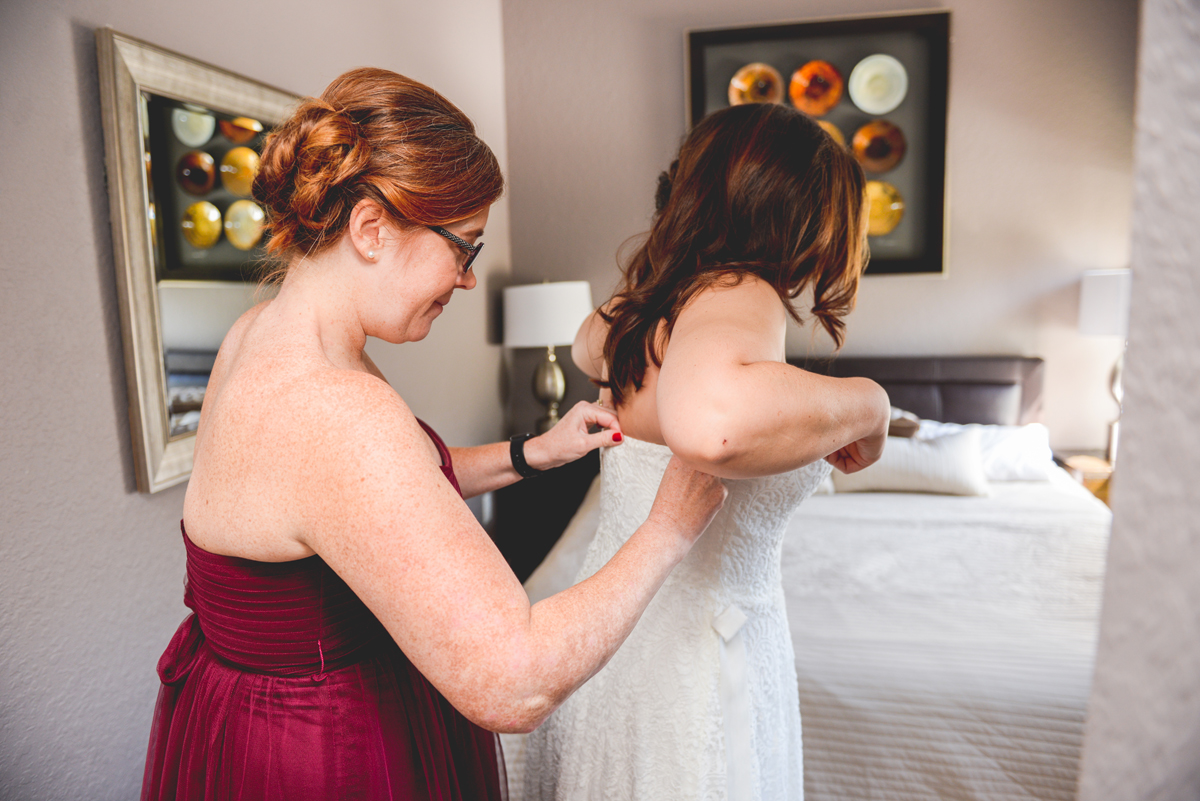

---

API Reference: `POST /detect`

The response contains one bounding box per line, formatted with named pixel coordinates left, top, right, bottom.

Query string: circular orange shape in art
left=728, top=63, right=785, bottom=106
left=789, top=60, right=843, bottom=116
left=220, top=146, right=261, bottom=197
left=224, top=200, right=266, bottom=250
left=176, top=151, right=215, bottom=195
left=852, top=120, right=907, bottom=173
left=219, top=116, right=264, bottom=144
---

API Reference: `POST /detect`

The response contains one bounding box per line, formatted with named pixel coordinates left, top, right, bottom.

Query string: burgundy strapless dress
left=142, top=421, right=505, bottom=800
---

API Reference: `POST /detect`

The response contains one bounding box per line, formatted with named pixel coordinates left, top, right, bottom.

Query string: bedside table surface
left=1064, top=454, right=1113, bottom=477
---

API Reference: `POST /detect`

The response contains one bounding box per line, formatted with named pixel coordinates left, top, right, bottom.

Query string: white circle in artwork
left=171, top=108, right=216, bottom=148
left=848, top=54, right=909, bottom=115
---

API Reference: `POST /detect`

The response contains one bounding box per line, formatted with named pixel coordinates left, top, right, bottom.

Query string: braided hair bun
left=253, top=68, right=503, bottom=265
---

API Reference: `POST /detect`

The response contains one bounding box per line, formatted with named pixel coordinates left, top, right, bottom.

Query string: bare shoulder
left=186, top=358, right=443, bottom=559
left=674, top=275, right=786, bottom=333
left=668, top=275, right=787, bottom=362
left=293, top=367, right=425, bottom=460
left=205, top=300, right=271, bottom=386
left=282, top=366, right=445, bottom=527
left=572, top=301, right=616, bottom=380
left=220, top=300, right=271, bottom=359
left=655, top=276, right=789, bottom=469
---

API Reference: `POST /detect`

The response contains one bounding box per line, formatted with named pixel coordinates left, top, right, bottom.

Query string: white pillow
left=888, top=406, right=920, bottom=438
left=916, top=421, right=1053, bottom=481
left=830, top=427, right=990, bottom=496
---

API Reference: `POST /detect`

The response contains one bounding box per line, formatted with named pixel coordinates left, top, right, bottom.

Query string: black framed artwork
left=145, top=93, right=276, bottom=282
left=96, top=28, right=297, bottom=490
left=687, top=11, right=950, bottom=275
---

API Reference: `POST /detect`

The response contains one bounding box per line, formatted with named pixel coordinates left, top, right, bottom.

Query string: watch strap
left=509, top=434, right=543, bottom=479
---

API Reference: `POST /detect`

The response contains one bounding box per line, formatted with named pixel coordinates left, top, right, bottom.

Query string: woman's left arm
left=363, top=350, right=622, bottom=497
left=448, top=401, right=623, bottom=498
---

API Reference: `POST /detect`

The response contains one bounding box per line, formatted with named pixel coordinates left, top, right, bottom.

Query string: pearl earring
left=367, top=250, right=376, bottom=260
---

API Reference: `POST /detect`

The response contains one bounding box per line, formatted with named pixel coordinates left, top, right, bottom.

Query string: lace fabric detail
left=525, top=437, right=830, bottom=800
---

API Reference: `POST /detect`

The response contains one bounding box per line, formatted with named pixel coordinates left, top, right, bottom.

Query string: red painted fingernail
left=612, top=432, right=623, bottom=442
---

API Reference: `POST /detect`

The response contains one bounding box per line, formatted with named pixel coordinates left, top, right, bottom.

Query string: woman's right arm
left=296, top=373, right=725, bottom=734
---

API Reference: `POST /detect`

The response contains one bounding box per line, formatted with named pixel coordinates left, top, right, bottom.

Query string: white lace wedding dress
left=524, top=435, right=831, bottom=800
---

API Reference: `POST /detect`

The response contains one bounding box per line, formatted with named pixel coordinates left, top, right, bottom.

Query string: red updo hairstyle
left=253, top=67, right=504, bottom=272
left=601, top=102, right=868, bottom=405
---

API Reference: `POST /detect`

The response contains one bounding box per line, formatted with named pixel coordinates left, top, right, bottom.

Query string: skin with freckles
left=182, top=199, right=727, bottom=733
left=573, top=275, right=891, bottom=480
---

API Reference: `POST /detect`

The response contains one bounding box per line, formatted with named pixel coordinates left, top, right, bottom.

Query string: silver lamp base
left=1107, top=349, right=1125, bottom=464
left=533, top=345, right=567, bottom=433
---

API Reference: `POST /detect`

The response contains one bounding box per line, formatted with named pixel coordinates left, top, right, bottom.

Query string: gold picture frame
left=96, top=29, right=298, bottom=492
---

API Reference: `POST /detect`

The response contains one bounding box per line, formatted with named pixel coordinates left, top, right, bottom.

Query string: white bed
left=501, top=356, right=1113, bottom=800
left=786, top=468, right=1109, bottom=800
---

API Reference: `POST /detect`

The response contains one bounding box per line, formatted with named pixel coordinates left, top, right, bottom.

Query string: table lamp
left=1079, top=268, right=1132, bottom=462
left=503, top=281, right=595, bottom=433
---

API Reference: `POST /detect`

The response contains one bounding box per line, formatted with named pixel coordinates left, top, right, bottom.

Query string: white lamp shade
left=1079, top=269, right=1132, bottom=337
left=503, top=281, right=595, bottom=348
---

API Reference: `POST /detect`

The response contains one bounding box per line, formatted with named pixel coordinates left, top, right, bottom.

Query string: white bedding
left=505, top=466, right=1111, bottom=800
left=785, top=467, right=1110, bottom=801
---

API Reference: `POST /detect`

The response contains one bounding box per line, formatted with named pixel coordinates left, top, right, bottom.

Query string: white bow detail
left=713, top=604, right=753, bottom=800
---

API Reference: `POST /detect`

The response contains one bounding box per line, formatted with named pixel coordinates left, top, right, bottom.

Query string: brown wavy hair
left=253, top=67, right=504, bottom=273
left=601, top=102, right=868, bottom=405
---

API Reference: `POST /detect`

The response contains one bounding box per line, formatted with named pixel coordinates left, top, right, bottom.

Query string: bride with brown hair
left=523, top=103, right=890, bottom=800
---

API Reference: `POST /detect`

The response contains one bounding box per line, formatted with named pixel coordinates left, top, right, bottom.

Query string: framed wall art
left=687, top=11, right=950, bottom=276
left=96, top=28, right=298, bottom=492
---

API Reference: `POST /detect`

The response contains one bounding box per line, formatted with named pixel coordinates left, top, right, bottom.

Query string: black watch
left=509, top=434, right=544, bottom=479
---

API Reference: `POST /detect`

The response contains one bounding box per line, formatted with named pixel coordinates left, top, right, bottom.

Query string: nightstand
left=1054, top=451, right=1113, bottom=504
left=491, top=449, right=599, bottom=583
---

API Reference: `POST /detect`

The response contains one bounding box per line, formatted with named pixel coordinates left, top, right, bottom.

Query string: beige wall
left=500, top=0, right=1138, bottom=451
left=1077, top=0, right=1200, bottom=797
left=0, top=1, right=509, bottom=797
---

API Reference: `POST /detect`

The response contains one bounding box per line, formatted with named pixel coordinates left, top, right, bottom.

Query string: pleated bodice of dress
left=174, top=535, right=387, bottom=678
left=142, top=420, right=504, bottom=801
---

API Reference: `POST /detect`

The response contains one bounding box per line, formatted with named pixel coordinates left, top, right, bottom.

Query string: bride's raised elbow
left=661, top=410, right=748, bottom=474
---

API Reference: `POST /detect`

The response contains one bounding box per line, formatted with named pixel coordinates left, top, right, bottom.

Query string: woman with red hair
left=141, top=68, right=727, bottom=800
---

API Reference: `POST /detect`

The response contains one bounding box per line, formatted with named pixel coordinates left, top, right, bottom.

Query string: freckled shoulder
left=284, top=367, right=458, bottom=555
left=228, top=299, right=271, bottom=341
left=290, top=367, right=428, bottom=465
left=292, top=368, right=440, bottom=481
left=206, top=300, right=271, bottom=388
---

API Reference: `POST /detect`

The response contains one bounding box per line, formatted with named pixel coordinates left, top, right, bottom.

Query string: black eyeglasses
left=428, top=226, right=483, bottom=273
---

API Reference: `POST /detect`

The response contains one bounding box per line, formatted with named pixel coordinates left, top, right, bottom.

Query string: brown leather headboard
left=789, top=356, right=1045, bottom=425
